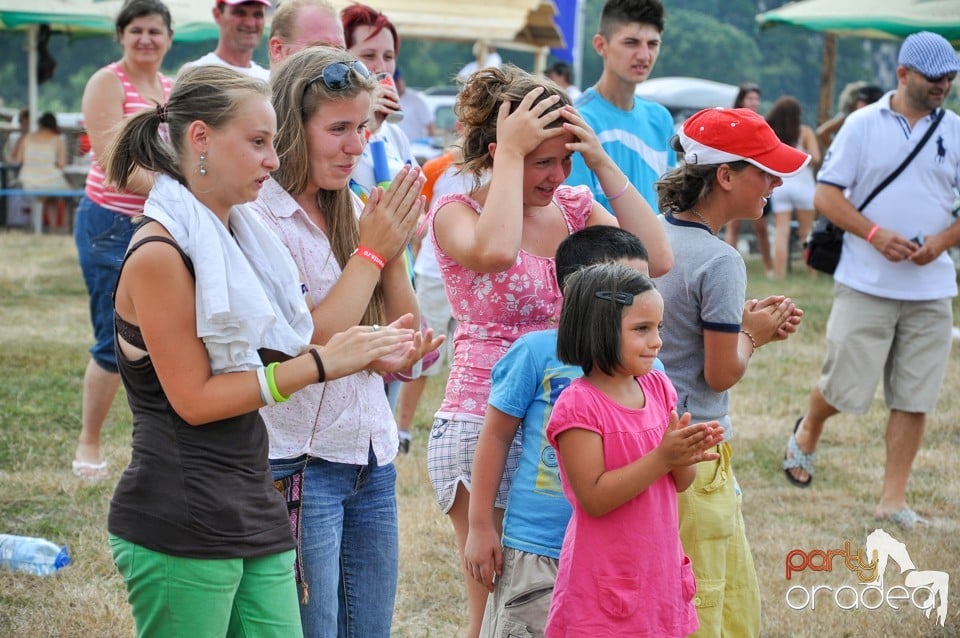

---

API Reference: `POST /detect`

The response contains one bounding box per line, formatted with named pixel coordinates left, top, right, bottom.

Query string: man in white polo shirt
left=783, top=32, right=960, bottom=529
left=185, top=0, right=271, bottom=81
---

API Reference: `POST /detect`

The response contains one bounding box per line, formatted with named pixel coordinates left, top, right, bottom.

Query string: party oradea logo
left=784, top=528, right=948, bottom=627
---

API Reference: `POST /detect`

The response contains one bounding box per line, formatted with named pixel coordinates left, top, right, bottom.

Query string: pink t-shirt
left=84, top=62, right=172, bottom=216
left=431, top=185, right=593, bottom=421
left=545, top=373, right=699, bottom=638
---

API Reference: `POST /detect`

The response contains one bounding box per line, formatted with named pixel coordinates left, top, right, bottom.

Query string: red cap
left=678, top=108, right=810, bottom=178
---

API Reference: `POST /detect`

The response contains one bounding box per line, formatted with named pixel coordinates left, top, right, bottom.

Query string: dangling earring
left=199, top=152, right=207, bottom=177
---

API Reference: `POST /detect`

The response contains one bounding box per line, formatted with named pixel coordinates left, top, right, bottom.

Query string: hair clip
left=594, top=290, right=634, bottom=306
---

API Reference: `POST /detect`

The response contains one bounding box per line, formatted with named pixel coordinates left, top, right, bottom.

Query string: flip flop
left=72, top=459, right=110, bottom=481
left=783, top=416, right=814, bottom=488
left=876, top=508, right=928, bottom=530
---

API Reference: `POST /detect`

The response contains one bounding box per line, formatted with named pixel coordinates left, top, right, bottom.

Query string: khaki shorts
left=480, top=547, right=558, bottom=638
left=819, top=283, right=953, bottom=414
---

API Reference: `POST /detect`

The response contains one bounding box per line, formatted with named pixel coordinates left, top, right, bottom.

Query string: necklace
left=687, top=209, right=714, bottom=235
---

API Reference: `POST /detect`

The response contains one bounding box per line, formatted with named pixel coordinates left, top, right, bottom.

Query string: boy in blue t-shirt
left=566, top=0, right=676, bottom=212
left=464, top=225, right=658, bottom=636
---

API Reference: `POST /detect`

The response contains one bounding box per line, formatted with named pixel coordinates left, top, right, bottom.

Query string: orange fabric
left=421, top=152, right=456, bottom=206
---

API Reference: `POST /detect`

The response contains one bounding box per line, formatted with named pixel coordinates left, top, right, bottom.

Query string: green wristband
left=265, top=362, right=290, bottom=403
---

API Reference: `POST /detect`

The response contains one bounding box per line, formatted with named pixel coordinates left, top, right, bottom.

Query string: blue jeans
left=74, top=196, right=135, bottom=373
left=270, top=446, right=398, bottom=638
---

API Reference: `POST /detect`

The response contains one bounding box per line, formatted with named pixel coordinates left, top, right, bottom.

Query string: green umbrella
left=757, top=0, right=960, bottom=42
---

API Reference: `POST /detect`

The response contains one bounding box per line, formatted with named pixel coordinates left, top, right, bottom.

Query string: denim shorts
left=74, top=196, right=136, bottom=373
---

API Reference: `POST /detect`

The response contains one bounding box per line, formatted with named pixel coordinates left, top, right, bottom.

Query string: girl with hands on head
left=251, top=45, right=439, bottom=638
left=425, top=64, right=672, bottom=638
left=544, top=262, right=717, bottom=637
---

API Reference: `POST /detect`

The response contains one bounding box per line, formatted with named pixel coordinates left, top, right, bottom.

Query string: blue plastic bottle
left=369, top=137, right=393, bottom=191
left=0, top=534, right=71, bottom=576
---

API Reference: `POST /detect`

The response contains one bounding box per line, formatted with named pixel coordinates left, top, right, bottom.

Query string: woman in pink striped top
left=72, top=0, right=174, bottom=480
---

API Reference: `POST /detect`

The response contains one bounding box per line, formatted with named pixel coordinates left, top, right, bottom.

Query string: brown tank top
left=108, top=235, right=294, bottom=558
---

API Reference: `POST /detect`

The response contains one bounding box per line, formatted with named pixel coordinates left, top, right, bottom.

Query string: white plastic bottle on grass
left=0, top=534, right=70, bottom=575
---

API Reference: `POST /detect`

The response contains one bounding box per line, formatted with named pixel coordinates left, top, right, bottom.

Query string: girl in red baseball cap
left=651, top=106, right=808, bottom=637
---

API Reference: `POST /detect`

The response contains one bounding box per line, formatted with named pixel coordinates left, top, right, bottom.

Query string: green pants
left=110, top=535, right=303, bottom=638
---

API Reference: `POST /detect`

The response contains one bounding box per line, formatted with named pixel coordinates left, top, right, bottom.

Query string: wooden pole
left=818, top=34, right=837, bottom=125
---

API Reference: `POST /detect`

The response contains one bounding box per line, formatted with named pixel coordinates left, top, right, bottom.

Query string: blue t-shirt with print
left=490, top=328, right=664, bottom=558
left=566, top=87, right=676, bottom=213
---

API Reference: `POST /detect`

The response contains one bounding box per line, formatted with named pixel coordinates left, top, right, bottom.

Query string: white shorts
left=771, top=168, right=815, bottom=213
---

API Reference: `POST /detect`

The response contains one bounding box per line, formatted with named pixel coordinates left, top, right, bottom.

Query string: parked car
left=635, top=76, right=739, bottom=127
left=409, top=87, right=458, bottom=164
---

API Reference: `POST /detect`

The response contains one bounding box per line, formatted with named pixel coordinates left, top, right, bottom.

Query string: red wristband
left=865, top=224, right=880, bottom=244
left=351, top=245, right=386, bottom=270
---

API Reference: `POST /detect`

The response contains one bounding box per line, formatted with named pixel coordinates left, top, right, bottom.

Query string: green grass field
left=1, top=232, right=958, bottom=637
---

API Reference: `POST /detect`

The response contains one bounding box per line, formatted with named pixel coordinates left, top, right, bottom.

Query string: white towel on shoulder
left=144, top=175, right=313, bottom=374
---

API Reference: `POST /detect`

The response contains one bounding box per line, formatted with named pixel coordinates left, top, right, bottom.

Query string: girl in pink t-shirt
left=425, top=64, right=673, bottom=637
left=546, top=262, right=723, bottom=637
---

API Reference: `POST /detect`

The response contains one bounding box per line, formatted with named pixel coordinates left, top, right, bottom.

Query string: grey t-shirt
left=654, top=215, right=746, bottom=438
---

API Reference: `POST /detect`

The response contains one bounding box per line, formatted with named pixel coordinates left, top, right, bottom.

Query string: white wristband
left=257, top=366, right=277, bottom=406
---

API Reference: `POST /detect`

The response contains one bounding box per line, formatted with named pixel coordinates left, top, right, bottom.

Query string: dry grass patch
left=1, top=232, right=958, bottom=636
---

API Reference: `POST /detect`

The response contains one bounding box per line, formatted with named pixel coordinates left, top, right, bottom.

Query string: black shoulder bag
left=805, top=109, right=946, bottom=274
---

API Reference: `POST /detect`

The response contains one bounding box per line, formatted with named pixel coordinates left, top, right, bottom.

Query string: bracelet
left=351, top=245, right=386, bottom=270
left=264, top=362, right=290, bottom=403
left=606, top=179, right=631, bottom=203
left=865, top=224, right=880, bottom=243
left=308, top=348, right=326, bottom=384
left=740, top=329, right=758, bottom=356
left=256, top=366, right=277, bottom=406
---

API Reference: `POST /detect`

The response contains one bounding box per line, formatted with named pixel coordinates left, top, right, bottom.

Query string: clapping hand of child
left=741, top=295, right=800, bottom=346
left=656, top=411, right=724, bottom=468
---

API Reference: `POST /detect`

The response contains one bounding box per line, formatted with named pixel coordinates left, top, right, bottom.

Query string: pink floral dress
left=431, top=185, right=593, bottom=422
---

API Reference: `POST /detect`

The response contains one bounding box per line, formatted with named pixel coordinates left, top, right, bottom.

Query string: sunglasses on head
left=303, top=60, right=371, bottom=98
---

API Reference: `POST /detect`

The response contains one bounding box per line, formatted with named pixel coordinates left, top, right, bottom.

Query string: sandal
left=783, top=417, right=815, bottom=488
left=876, top=508, right=928, bottom=530
left=72, top=459, right=110, bottom=481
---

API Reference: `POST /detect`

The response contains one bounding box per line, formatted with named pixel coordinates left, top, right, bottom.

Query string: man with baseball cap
left=784, top=32, right=960, bottom=530
left=184, top=0, right=272, bottom=81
